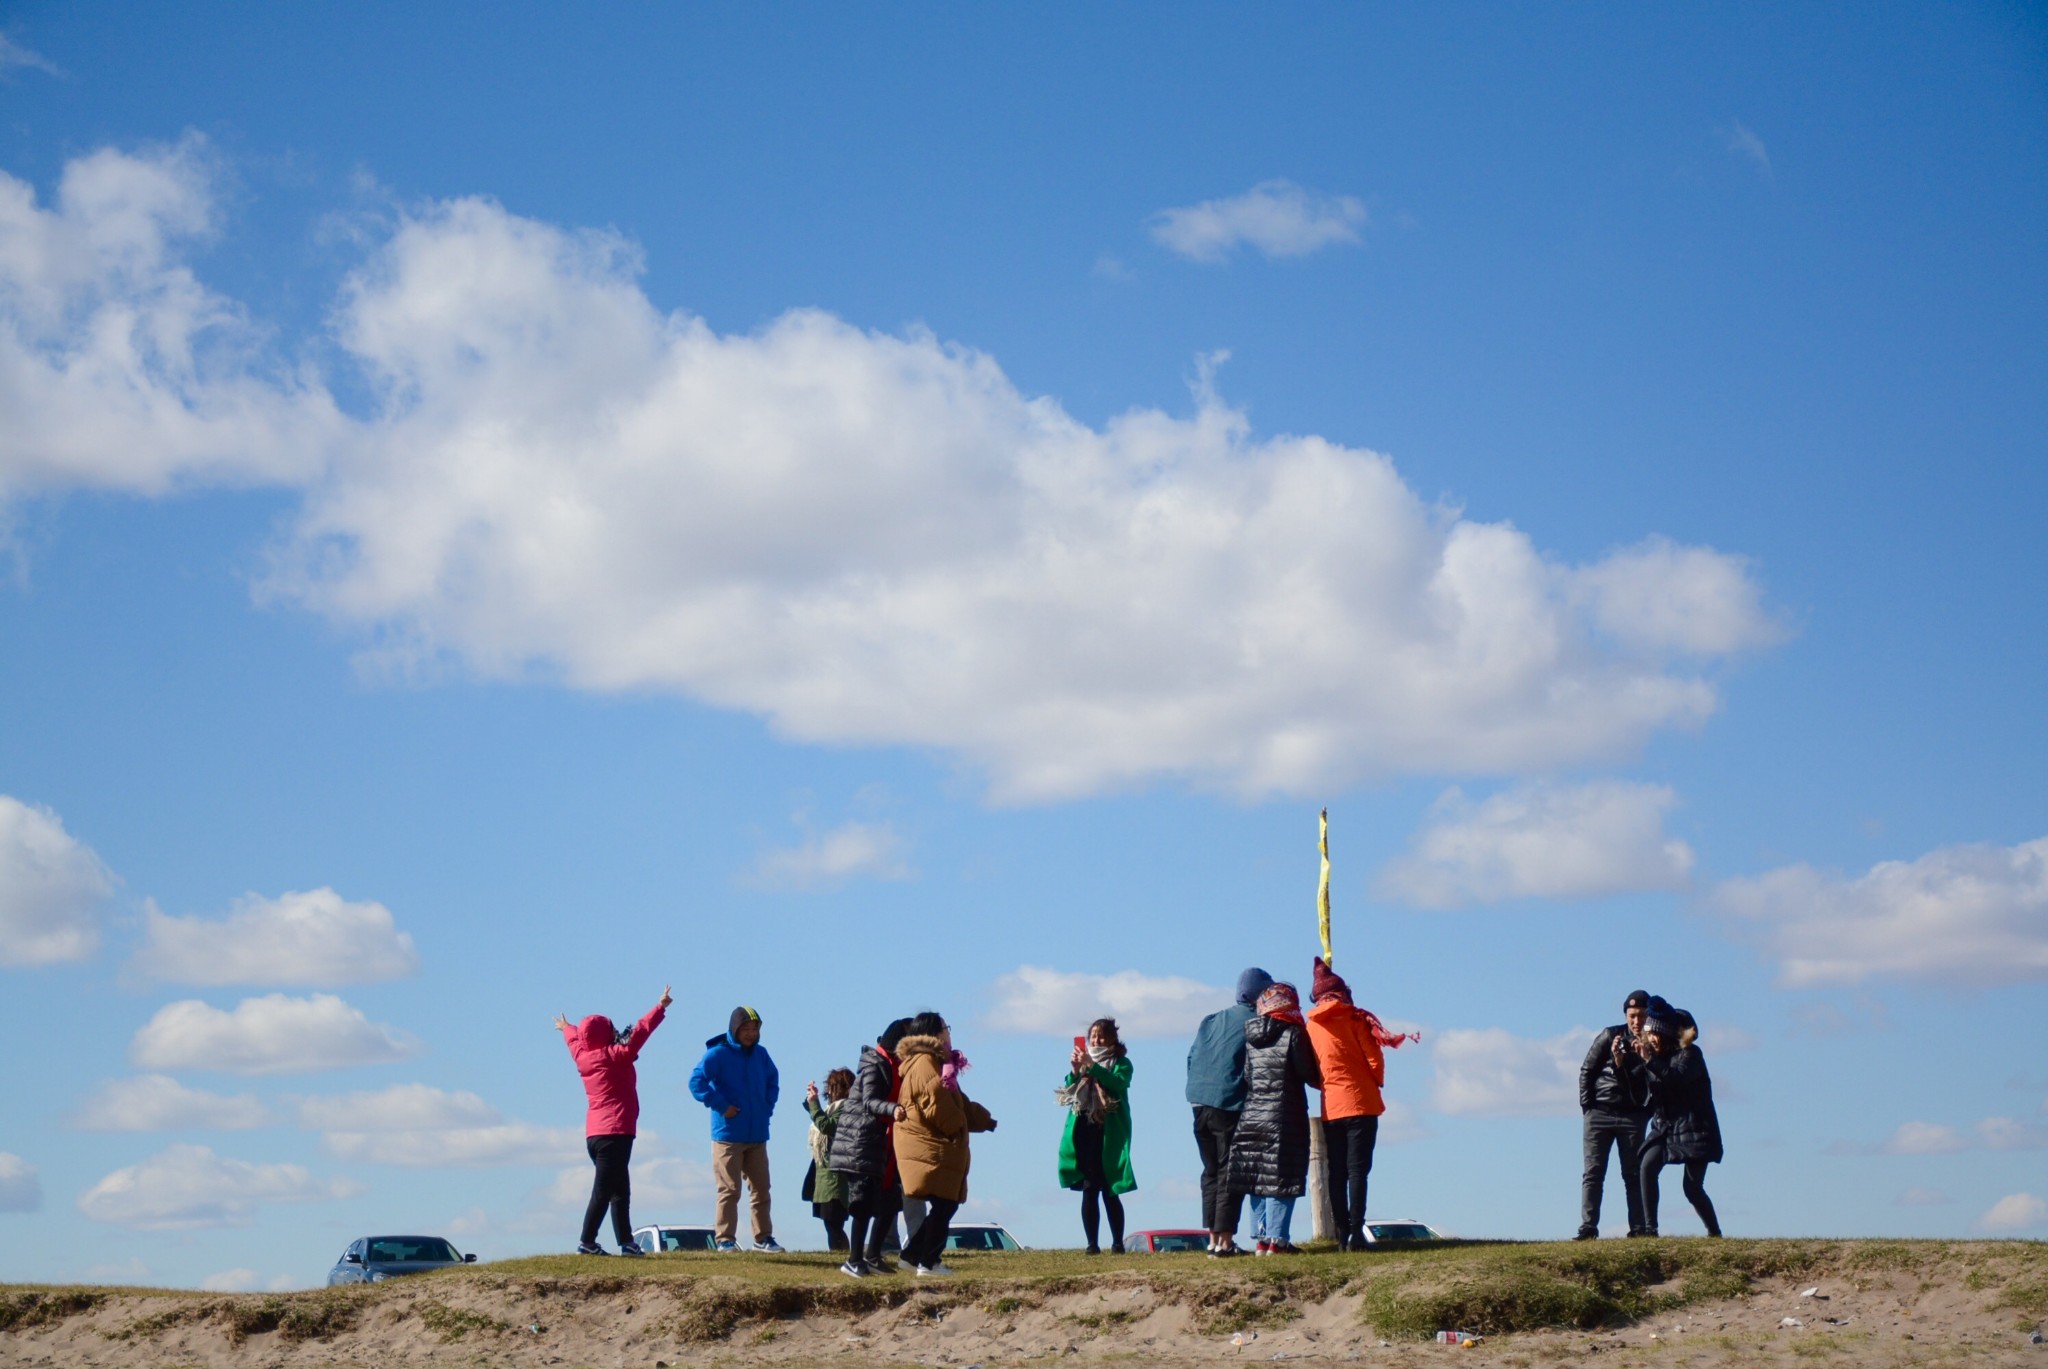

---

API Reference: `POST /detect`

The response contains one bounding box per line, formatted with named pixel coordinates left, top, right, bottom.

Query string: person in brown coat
left=891, top=1012, right=997, bottom=1275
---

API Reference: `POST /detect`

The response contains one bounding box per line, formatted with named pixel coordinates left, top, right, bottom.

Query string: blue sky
left=2, top=4, right=2045, bottom=1289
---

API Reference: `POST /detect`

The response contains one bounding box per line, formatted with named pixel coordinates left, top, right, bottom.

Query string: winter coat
left=1641, top=1044, right=1723, bottom=1164
left=827, top=1044, right=901, bottom=1179
left=1185, top=1001, right=1259, bottom=1110
left=1304, top=998, right=1386, bottom=1121
left=1057, top=1056, right=1136, bottom=1195
left=1225, top=1015, right=1323, bottom=1198
left=892, top=1034, right=996, bottom=1202
left=688, top=1032, right=780, bottom=1145
left=563, top=1001, right=666, bottom=1137
left=1580, top=1025, right=1650, bottom=1117
left=804, top=1096, right=847, bottom=1206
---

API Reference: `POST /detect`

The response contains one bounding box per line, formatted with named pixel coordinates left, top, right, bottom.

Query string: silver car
left=327, top=1235, right=474, bottom=1284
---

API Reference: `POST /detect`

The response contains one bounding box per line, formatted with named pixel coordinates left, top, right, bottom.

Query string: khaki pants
left=711, top=1141, right=773, bottom=1244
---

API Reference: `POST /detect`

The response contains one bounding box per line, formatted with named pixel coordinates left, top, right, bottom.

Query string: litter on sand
left=1800, top=1286, right=1829, bottom=1300
left=1781, top=1317, right=1804, bottom=1329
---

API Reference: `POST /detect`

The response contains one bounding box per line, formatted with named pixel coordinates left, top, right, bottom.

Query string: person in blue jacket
left=1185, top=966, right=1272, bottom=1256
left=689, top=1005, right=783, bottom=1252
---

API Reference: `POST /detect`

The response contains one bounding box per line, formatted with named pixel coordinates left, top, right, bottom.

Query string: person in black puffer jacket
left=828, top=1018, right=912, bottom=1276
left=1635, top=999, right=1723, bottom=1237
left=1577, top=989, right=1653, bottom=1239
left=1225, top=982, right=1322, bottom=1254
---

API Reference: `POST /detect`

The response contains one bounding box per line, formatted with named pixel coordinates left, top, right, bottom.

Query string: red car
left=1127, top=1229, right=1211, bottom=1253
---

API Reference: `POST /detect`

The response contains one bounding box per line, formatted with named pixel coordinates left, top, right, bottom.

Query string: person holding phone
left=1057, top=1017, right=1135, bottom=1254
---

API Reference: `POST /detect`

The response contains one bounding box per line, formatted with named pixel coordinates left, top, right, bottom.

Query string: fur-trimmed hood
left=896, top=1033, right=948, bottom=1063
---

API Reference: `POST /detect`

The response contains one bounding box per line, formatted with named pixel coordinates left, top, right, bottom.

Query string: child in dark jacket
left=688, top=1005, right=782, bottom=1252
left=555, top=985, right=669, bottom=1255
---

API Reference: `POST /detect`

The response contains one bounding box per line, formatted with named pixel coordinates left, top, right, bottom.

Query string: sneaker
left=1270, top=1240, right=1300, bottom=1255
left=575, top=1242, right=609, bottom=1256
left=751, top=1237, right=785, bottom=1253
left=1109, top=1240, right=1125, bottom=1255
left=1254, top=1240, right=1272, bottom=1256
left=1574, top=1229, right=1599, bottom=1241
left=713, top=1238, right=741, bottom=1253
left=839, top=1259, right=870, bottom=1278
left=914, top=1263, right=954, bottom=1277
left=616, top=1242, right=646, bottom=1257
left=1084, top=1245, right=1101, bottom=1256
left=863, top=1253, right=897, bottom=1273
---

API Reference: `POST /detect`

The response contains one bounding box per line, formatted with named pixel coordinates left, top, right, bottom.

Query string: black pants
left=1638, top=1141, right=1719, bottom=1236
left=1193, top=1106, right=1242, bottom=1235
left=1323, top=1114, right=1379, bottom=1247
left=581, top=1134, right=634, bottom=1247
left=1581, top=1111, right=1649, bottom=1236
left=1073, top=1116, right=1126, bottom=1251
left=843, top=1175, right=902, bottom=1261
left=900, top=1195, right=960, bottom=1269
left=816, top=1198, right=849, bottom=1251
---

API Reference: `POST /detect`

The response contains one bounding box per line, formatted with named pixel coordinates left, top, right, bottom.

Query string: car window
left=1149, top=1233, right=1207, bottom=1252
left=945, top=1228, right=998, bottom=1250
left=367, top=1238, right=461, bottom=1263
left=1366, top=1223, right=1435, bottom=1241
left=661, top=1229, right=715, bottom=1251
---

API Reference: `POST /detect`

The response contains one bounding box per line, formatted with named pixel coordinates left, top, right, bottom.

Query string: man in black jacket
left=1577, top=989, right=1652, bottom=1239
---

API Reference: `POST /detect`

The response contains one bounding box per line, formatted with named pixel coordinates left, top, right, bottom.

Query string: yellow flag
left=1317, top=808, right=1333, bottom=966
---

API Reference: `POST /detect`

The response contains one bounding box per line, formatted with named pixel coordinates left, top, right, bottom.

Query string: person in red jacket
left=555, top=985, right=670, bottom=1255
left=1302, top=958, right=1417, bottom=1251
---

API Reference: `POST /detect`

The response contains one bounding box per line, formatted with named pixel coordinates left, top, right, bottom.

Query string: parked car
left=942, top=1222, right=1023, bottom=1251
left=1128, top=1229, right=1210, bottom=1253
left=1359, top=1219, right=1446, bottom=1243
left=327, top=1235, right=474, bottom=1285
left=632, top=1224, right=719, bottom=1253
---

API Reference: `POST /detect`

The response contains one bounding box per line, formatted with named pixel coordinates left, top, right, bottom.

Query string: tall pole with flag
left=1308, top=807, right=1339, bottom=1243
left=1318, top=808, right=1333, bottom=967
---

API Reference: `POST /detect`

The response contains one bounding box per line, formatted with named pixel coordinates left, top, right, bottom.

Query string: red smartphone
left=1073, top=1035, right=1086, bottom=1051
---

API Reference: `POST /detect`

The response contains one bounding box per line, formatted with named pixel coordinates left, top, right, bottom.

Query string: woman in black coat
left=1635, top=1003, right=1722, bottom=1237
left=827, top=1018, right=912, bottom=1276
left=1225, top=982, right=1323, bottom=1254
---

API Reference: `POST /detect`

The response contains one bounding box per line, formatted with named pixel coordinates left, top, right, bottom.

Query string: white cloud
left=295, top=1082, right=498, bottom=1132
left=1703, top=1023, right=1759, bottom=1052
left=1833, top=1116, right=2048, bottom=1156
left=1376, top=1098, right=1432, bottom=1145
left=81, top=1258, right=155, bottom=1285
left=297, top=1083, right=580, bottom=1167
left=1723, top=122, right=1771, bottom=173
left=199, top=1268, right=297, bottom=1293
left=1894, top=1187, right=1949, bottom=1207
left=130, top=993, right=419, bottom=1076
left=1712, top=836, right=2048, bottom=986
left=984, top=966, right=1230, bottom=1039
left=134, top=887, right=419, bottom=986
left=1377, top=780, right=1695, bottom=908
left=1880, top=1121, right=1969, bottom=1155
left=0, top=34, right=62, bottom=77
left=70, top=1075, right=272, bottom=1131
left=1149, top=180, right=1366, bottom=262
left=745, top=821, right=912, bottom=891
left=1428, top=1027, right=1589, bottom=1117
left=9, top=147, right=1777, bottom=803
left=0, top=1151, right=42, bottom=1212
left=1976, top=1192, right=2048, bottom=1234
left=1976, top=1116, right=2048, bottom=1151
left=77, top=1143, right=358, bottom=1230
left=539, top=1154, right=709, bottom=1211
left=0, top=795, right=114, bottom=966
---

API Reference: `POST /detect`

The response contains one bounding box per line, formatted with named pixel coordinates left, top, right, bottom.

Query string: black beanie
left=1623, top=988, right=1651, bottom=1012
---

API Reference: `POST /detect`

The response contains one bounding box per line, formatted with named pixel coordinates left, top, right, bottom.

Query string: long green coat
left=1057, top=1056, right=1136, bottom=1195
left=804, top=1096, right=847, bottom=1206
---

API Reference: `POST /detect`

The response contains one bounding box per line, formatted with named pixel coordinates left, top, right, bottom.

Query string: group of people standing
left=1579, top=989, right=1724, bottom=1239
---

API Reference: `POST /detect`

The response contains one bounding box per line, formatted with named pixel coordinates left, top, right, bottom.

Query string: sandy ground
left=4, top=1265, right=2045, bottom=1367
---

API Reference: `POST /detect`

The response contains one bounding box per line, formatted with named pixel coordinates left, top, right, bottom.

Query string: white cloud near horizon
left=1429, top=1027, right=1590, bottom=1117
left=0, top=1152, right=41, bottom=1212
left=70, top=1075, right=272, bottom=1132
left=1976, top=1192, right=2048, bottom=1234
left=296, top=1083, right=580, bottom=1167
left=5, top=142, right=1779, bottom=802
left=744, top=821, right=912, bottom=891
left=1377, top=780, right=1695, bottom=908
left=984, top=966, right=1231, bottom=1039
left=1895, top=1187, right=1950, bottom=1207
left=1150, top=180, right=1366, bottom=262
left=130, top=993, right=420, bottom=1076
left=200, top=1268, right=299, bottom=1292
left=134, top=887, right=419, bottom=986
left=1712, top=835, right=2048, bottom=986
left=78, top=1144, right=359, bottom=1230
left=1831, top=1115, right=2048, bottom=1157
left=0, top=795, right=114, bottom=967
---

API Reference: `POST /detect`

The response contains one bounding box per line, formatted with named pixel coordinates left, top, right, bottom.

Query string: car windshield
left=1366, top=1223, right=1436, bottom=1242
left=944, top=1228, right=1010, bottom=1250
left=1148, top=1233, right=1207, bottom=1252
left=658, top=1229, right=715, bottom=1251
left=366, top=1238, right=462, bottom=1264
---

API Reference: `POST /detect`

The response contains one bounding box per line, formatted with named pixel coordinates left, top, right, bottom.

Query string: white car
left=1359, top=1219, right=1446, bottom=1244
left=943, top=1222, right=1024, bottom=1251
left=632, top=1224, right=718, bottom=1252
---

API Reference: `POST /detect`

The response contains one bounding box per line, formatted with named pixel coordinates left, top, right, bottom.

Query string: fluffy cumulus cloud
left=1428, top=1027, right=1590, bottom=1117
left=133, top=887, right=419, bottom=986
left=1713, top=836, right=2048, bottom=986
left=0, top=1151, right=41, bottom=1212
left=69, top=1075, right=272, bottom=1131
left=0, top=795, right=114, bottom=966
left=77, top=1144, right=358, bottom=1230
left=1149, top=180, right=1366, bottom=262
left=129, top=993, right=419, bottom=1076
left=1976, top=1192, right=2048, bottom=1234
left=296, top=1083, right=579, bottom=1167
left=540, top=1154, right=708, bottom=1211
left=984, top=966, right=1231, bottom=1039
left=745, top=821, right=912, bottom=891
left=1832, top=1115, right=2048, bottom=1157
left=1377, top=780, right=1695, bottom=908
left=6, top=143, right=1778, bottom=802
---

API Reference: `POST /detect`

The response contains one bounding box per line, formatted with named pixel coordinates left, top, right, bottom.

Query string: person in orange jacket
left=1302, top=958, right=1417, bottom=1251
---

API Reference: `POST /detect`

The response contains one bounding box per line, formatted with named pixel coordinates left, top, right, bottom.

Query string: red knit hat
left=1312, top=956, right=1352, bottom=1004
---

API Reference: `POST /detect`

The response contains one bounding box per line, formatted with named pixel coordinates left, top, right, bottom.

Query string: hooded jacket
left=1642, top=1040, right=1723, bottom=1163
left=1185, top=969, right=1275, bottom=1111
left=1225, top=1013, right=1323, bottom=1198
left=688, top=1028, right=780, bottom=1145
left=563, top=1000, right=666, bottom=1137
left=1304, top=998, right=1386, bottom=1121
left=827, top=1043, right=901, bottom=1178
left=892, top=1034, right=996, bottom=1202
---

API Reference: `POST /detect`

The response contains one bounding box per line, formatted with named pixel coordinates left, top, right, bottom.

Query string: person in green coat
left=804, top=1068, right=855, bottom=1252
left=1057, top=1017, right=1136, bottom=1254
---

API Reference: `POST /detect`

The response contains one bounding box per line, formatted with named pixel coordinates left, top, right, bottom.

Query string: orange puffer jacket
left=1305, top=998, right=1386, bottom=1121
